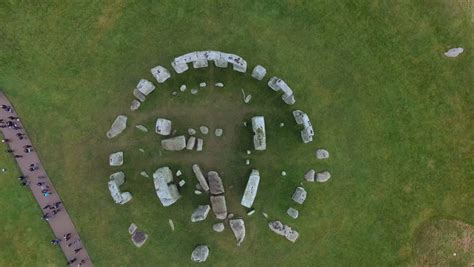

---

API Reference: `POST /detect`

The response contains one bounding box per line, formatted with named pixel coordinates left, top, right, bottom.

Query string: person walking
left=74, top=247, right=82, bottom=254
left=64, top=233, right=72, bottom=241
left=66, top=258, right=77, bottom=265
left=51, top=239, right=61, bottom=245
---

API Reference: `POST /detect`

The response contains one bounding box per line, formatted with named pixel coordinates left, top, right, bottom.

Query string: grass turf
left=0, top=0, right=473, bottom=266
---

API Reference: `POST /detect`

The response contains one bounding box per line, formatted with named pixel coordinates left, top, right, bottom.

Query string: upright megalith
left=292, top=187, right=307, bottom=204
left=108, top=171, right=132, bottom=205
left=191, top=245, right=209, bottom=263
left=192, top=164, right=209, bottom=192
left=241, top=169, right=260, bottom=208
left=293, top=110, right=314, bottom=143
left=251, top=65, right=267, bottom=80
left=191, top=205, right=211, bottom=222
left=106, top=115, right=127, bottom=139
left=136, top=79, right=156, bottom=96
left=109, top=152, right=124, bottom=166
left=268, top=76, right=296, bottom=105
left=150, top=65, right=171, bottom=83
left=153, top=167, right=181, bottom=207
left=268, top=221, right=299, bottom=243
left=155, top=118, right=172, bottom=136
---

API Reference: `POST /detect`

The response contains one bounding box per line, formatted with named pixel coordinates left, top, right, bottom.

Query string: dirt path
left=0, top=92, right=92, bottom=266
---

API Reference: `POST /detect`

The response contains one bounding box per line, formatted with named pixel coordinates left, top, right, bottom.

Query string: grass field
left=0, top=1, right=473, bottom=266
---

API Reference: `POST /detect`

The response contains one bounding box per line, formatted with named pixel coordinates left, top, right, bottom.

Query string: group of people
left=1, top=102, right=89, bottom=266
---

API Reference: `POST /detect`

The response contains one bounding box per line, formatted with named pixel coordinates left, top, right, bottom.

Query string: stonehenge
left=106, top=115, right=127, bottom=139
left=153, top=167, right=181, bottom=207
left=171, top=50, right=247, bottom=74
left=108, top=171, right=132, bottom=205
left=241, top=169, right=260, bottom=208
left=251, top=116, right=266, bottom=151
left=268, top=77, right=296, bottom=105
left=293, top=110, right=314, bottom=143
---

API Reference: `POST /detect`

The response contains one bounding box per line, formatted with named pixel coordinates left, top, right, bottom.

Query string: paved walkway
left=0, top=92, right=92, bottom=266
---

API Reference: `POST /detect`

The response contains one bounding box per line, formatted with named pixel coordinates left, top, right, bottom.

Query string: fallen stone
left=251, top=65, right=267, bottom=80
left=214, top=128, right=223, bottom=137
left=244, top=95, right=252, bottom=104
left=136, top=79, right=155, bottom=96
left=252, top=116, right=266, bottom=151
left=194, top=190, right=202, bottom=195
left=161, top=136, right=186, bottom=151
left=210, top=195, right=227, bottom=220
left=191, top=245, right=209, bottom=263
left=247, top=209, right=255, bottom=216
left=200, top=126, right=209, bottom=135
left=316, top=171, right=331, bottom=183
left=229, top=219, right=246, bottom=246
left=191, top=204, right=211, bottom=222
left=176, top=170, right=183, bottom=176
left=135, top=125, right=148, bottom=132
left=316, top=149, right=329, bottom=159
left=196, top=138, right=203, bottom=151
left=304, top=169, right=315, bottom=182
left=245, top=159, right=250, bottom=165
left=212, top=223, right=225, bottom=232
left=155, top=118, right=172, bottom=136
left=262, top=212, right=269, bottom=219
left=131, top=231, right=148, bottom=247
left=268, top=221, right=299, bottom=243
left=188, top=128, right=196, bottom=135
left=179, top=84, right=187, bottom=92
left=215, top=82, right=224, bottom=88
left=292, top=187, right=307, bottom=204
left=287, top=207, right=299, bottom=219
left=178, top=180, right=185, bottom=187
left=128, top=223, right=137, bottom=235
left=195, top=183, right=202, bottom=190
left=199, top=82, right=207, bottom=88
left=130, top=99, right=141, bottom=111
left=281, top=171, right=287, bottom=176
left=208, top=171, right=225, bottom=195
left=192, top=164, right=210, bottom=192
left=133, top=89, right=146, bottom=102
left=241, top=169, right=260, bottom=208
left=138, top=148, right=145, bottom=153
left=186, top=136, right=196, bottom=150
left=280, top=122, right=285, bottom=127
left=109, top=152, right=124, bottom=166
left=106, top=115, right=127, bottom=139
left=171, top=91, right=178, bottom=96
left=168, top=219, right=175, bottom=231
left=140, top=171, right=149, bottom=178
left=444, top=47, right=464, bottom=58
left=191, top=88, right=198, bottom=95
left=246, top=150, right=251, bottom=155
left=228, top=213, right=234, bottom=219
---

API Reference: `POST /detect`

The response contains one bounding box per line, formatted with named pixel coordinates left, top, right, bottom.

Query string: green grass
left=0, top=0, right=473, bottom=266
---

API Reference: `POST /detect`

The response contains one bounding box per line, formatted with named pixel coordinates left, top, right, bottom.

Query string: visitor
left=51, top=239, right=61, bottom=245
left=14, top=155, right=23, bottom=158
left=64, top=233, right=71, bottom=241
left=74, top=247, right=82, bottom=254
left=43, top=204, right=51, bottom=210
left=43, top=191, right=52, bottom=197
left=20, top=181, right=29, bottom=186
left=37, top=182, right=45, bottom=186
left=5, top=149, right=14, bottom=153
left=66, top=258, right=77, bottom=265
left=42, top=214, right=50, bottom=220
left=38, top=175, right=46, bottom=179
left=78, top=259, right=86, bottom=266
left=54, top=201, right=62, bottom=208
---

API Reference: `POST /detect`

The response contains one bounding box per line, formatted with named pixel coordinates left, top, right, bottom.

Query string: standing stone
left=133, top=89, right=146, bottom=102
left=131, top=231, right=148, bottom=247
left=106, top=115, right=127, bottom=139
left=252, top=116, right=266, bottom=151
left=281, top=171, right=287, bottom=176
left=229, top=219, right=246, bottom=246
left=245, top=159, right=250, bottom=165
left=191, top=245, right=209, bottom=263
left=155, top=118, right=172, bottom=135
left=292, top=187, right=307, bottom=204
left=287, top=207, right=299, bottom=219
left=135, top=125, right=148, bottom=132
left=279, top=122, right=285, bottom=127
left=136, top=79, right=156, bottom=96
left=192, top=164, right=210, bottom=192
left=161, top=136, right=186, bottom=151
left=210, top=195, right=227, bottom=220
left=228, top=213, right=234, bottom=219
left=316, top=149, right=329, bottom=159
left=251, top=65, right=267, bottom=80
left=153, top=167, right=181, bottom=207
left=208, top=171, right=225, bottom=195
left=316, top=171, right=331, bottom=183
left=241, top=169, right=260, bottom=208
left=191, top=205, right=211, bottom=222
left=444, top=47, right=464, bottom=58
left=215, top=82, right=224, bottom=88
left=186, top=136, right=196, bottom=150
left=150, top=65, right=171, bottom=83
left=188, top=128, right=196, bottom=135
left=212, top=223, right=225, bottom=232
left=180, top=84, right=187, bottom=92
left=191, top=88, right=198, bottom=95
left=130, top=99, right=141, bottom=111
left=199, top=126, right=209, bottom=135
left=199, top=82, right=207, bottom=88
left=304, top=169, right=315, bottom=182
left=109, top=152, right=124, bottom=166
left=178, top=180, right=185, bottom=187
left=214, top=128, right=223, bottom=137
left=196, top=138, right=204, bottom=151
